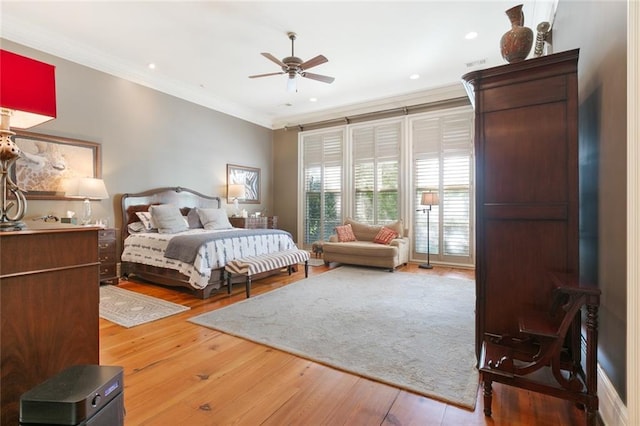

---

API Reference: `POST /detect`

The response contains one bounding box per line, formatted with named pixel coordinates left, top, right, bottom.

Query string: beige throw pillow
left=149, top=204, right=189, bottom=234
left=196, top=208, right=233, bottom=230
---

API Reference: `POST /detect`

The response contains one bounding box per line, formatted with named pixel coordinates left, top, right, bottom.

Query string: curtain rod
left=283, top=96, right=470, bottom=132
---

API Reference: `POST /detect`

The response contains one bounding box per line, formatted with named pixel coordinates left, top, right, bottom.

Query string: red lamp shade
left=0, top=49, right=57, bottom=129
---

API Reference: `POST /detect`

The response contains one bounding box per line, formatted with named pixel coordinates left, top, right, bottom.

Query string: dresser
left=0, top=225, right=101, bottom=426
left=462, top=49, right=580, bottom=355
left=229, top=215, right=278, bottom=229
left=98, top=228, right=118, bottom=284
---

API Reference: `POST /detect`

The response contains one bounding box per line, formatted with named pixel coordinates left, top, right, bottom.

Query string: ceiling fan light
left=287, top=75, right=297, bottom=92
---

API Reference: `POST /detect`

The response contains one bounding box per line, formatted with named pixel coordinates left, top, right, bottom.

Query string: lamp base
left=0, top=220, right=25, bottom=232
left=81, top=198, right=92, bottom=225
left=418, top=263, right=434, bottom=269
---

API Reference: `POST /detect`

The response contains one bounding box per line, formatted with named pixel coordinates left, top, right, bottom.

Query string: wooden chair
left=479, top=274, right=601, bottom=425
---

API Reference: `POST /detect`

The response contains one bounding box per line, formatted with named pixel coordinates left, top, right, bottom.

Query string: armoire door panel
left=482, top=220, right=568, bottom=336
left=483, top=103, right=569, bottom=204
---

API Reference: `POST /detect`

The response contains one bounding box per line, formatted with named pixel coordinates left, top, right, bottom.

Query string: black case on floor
left=20, top=365, right=124, bottom=425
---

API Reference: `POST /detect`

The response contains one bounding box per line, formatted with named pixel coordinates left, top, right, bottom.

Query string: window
left=412, top=109, right=473, bottom=265
left=351, top=121, right=401, bottom=225
left=298, top=106, right=474, bottom=267
left=301, top=129, right=344, bottom=245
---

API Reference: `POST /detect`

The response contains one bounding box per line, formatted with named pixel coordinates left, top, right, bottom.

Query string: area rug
left=100, top=285, right=190, bottom=328
left=189, top=266, right=478, bottom=409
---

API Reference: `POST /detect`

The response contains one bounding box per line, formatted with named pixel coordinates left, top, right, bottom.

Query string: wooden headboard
left=120, top=186, right=221, bottom=250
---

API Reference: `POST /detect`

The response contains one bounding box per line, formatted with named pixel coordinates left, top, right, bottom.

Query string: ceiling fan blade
left=261, top=52, right=286, bottom=68
left=301, top=72, right=335, bottom=84
left=249, top=72, right=285, bottom=79
left=300, top=54, right=328, bottom=70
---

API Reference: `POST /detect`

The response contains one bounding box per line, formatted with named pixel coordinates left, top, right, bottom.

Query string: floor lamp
left=418, top=191, right=439, bottom=269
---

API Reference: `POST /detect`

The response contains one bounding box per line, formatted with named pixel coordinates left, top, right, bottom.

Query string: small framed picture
left=227, top=164, right=260, bottom=204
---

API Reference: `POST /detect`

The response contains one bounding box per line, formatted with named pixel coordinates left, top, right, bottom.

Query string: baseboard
left=597, top=363, right=627, bottom=425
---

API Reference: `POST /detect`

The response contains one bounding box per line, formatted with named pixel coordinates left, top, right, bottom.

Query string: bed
left=120, top=187, right=296, bottom=298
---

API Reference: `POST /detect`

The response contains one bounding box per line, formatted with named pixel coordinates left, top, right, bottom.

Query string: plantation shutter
left=412, top=110, right=473, bottom=263
left=352, top=121, right=401, bottom=225
left=302, top=130, right=344, bottom=244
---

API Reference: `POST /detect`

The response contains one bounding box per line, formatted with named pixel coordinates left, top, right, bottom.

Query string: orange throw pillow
left=373, top=226, right=398, bottom=245
left=335, top=224, right=357, bottom=242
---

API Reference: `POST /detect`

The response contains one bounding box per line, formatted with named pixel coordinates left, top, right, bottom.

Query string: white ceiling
left=1, top=1, right=557, bottom=129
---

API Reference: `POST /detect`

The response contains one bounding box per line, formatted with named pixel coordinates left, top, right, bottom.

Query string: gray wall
left=272, top=128, right=300, bottom=239
left=3, top=39, right=273, bottom=236
left=554, top=1, right=627, bottom=402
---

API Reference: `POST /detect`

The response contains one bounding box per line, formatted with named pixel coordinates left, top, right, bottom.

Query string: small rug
left=189, top=266, right=478, bottom=409
left=100, top=285, right=190, bottom=328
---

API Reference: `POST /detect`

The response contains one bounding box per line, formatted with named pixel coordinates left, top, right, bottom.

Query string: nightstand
left=229, top=216, right=278, bottom=229
left=98, top=228, right=118, bottom=285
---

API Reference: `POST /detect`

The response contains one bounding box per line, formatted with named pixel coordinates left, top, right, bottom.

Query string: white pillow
left=127, top=221, right=148, bottom=234
left=135, top=211, right=156, bottom=231
left=149, top=204, right=189, bottom=234
left=196, top=208, right=233, bottom=230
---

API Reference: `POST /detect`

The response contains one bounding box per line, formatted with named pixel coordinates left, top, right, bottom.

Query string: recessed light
left=409, top=74, right=420, bottom=80
left=148, top=63, right=156, bottom=70
left=309, top=97, right=318, bottom=102
left=465, top=32, right=478, bottom=40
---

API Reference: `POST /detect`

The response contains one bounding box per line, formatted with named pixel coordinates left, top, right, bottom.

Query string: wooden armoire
left=462, top=49, right=580, bottom=355
left=464, top=48, right=601, bottom=424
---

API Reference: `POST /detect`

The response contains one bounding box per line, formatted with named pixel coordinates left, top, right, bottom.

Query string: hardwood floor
left=101, top=263, right=589, bottom=425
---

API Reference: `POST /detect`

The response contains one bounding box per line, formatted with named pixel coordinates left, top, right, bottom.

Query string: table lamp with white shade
left=227, top=183, right=245, bottom=217
left=66, top=177, right=109, bottom=225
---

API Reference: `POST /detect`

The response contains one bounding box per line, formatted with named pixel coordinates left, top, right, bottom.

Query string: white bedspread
left=121, top=228, right=296, bottom=289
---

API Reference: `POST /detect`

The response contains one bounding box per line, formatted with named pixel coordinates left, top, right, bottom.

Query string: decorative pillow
left=186, top=208, right=203, bottom=229
left=196, top=208, right=233, bottom=230
left=135, top=211, right=157, bottom=231
left=385, top=219, right=404, bottom=237
left=149, top=204, right=189, bottom=234
left=127, top=204, right=152, bottom=225
left=127, top=221, right=148, bottom=234
left=335, top=223, right=357, bottom=242
left=373, top=226, right=398, bottom=245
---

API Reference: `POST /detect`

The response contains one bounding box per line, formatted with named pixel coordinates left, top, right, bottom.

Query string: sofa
left=322, top=218, right=409, bottom=271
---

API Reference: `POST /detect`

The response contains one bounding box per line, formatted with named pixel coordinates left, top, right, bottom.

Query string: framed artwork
left=227, top=164, right=260, bottom=204
left=12, top=130, right=102, bottom=200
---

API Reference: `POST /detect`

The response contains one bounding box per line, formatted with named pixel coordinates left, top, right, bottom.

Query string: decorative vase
left=500, top=4, right=534, bottom=63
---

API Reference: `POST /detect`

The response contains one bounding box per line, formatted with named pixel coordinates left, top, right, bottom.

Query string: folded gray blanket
left=164, top=228, right=293, bottom=264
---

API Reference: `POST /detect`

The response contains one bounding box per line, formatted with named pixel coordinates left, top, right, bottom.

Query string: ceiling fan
left=249, top=32, right=335, bottom=92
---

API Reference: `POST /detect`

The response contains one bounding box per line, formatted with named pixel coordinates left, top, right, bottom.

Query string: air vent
left=466, top=59, right=487, bottom=68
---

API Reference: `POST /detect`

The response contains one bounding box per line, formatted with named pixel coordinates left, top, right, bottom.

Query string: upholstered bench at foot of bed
left=225, top=249, right=310, bottom=298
